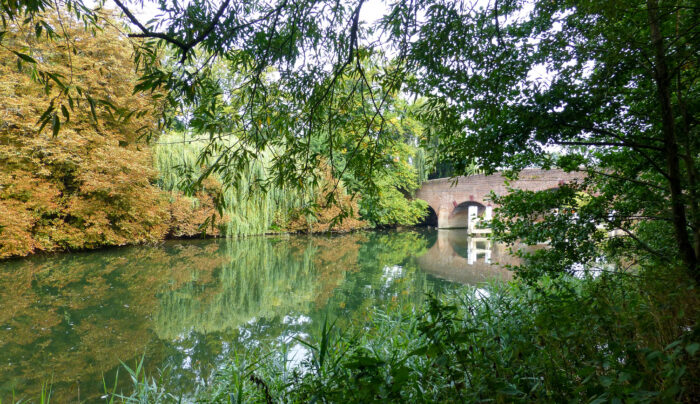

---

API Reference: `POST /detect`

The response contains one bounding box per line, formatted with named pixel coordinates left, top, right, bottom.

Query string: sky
left=100, top=0, right=390, bottom=28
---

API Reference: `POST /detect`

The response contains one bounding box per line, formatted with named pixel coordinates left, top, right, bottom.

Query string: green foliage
left=107, top=356, right=179, bottom=403
left=359, top=186, right=428, bottom=227
left=107, top=267, right=699, bottom=403
left=353, top=135, right=430, bottom=226
left=408, top=0, right=699, bottom=279
left=314, top=68, right=431, bottom=227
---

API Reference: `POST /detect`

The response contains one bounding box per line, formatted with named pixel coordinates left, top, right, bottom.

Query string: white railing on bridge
left=468, top=205, right=492, bottom=235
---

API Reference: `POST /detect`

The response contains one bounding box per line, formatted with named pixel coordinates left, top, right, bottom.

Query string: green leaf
left=37, top=116, right=51, bottom=134
left=12, top=51, right=37, bottom=64
left=36, top=103, right=55, bottom=126
left=686, top=343, right=699, bottom=356
left=61, top=105, right=70, bottom=121
left=665, top=340, right=682, bottom=351
left=87, top=95, right=98, bottom=122
left=51, top=114, right=60, bottom=137
left=47, top=72, right=65, bottom=90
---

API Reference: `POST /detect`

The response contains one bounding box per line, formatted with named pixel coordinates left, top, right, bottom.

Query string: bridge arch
left=421, top=205, right=438, bottom=227
left=445, top=201, right=488, bottom=229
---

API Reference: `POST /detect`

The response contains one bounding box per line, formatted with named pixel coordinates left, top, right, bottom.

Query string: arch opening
left=445, top=201, right=488, bottom=229
left=419, top=205, right=438, bottom=227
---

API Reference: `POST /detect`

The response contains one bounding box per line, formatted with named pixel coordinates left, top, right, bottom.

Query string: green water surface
left=0, top=229, right=515, bottom=402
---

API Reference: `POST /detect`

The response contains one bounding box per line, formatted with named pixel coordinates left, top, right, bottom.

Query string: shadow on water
left=0, top=229, right=521, bottom=401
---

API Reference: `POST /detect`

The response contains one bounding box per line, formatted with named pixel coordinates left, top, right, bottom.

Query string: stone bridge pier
left=415, top=169, right=584, bottom=230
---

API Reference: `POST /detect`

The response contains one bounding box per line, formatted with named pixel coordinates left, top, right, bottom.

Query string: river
left=0, top=229, right=518, bottom=402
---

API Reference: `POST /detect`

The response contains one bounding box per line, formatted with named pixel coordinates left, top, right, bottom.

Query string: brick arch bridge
left=415, top=168, right=584, bottom=229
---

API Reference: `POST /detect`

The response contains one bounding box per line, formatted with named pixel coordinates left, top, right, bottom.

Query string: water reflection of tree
left=0, top=230, right=452, bottom=401
left=153, top=234, right=368, bottom=339
left=0, top=235, right=367, bottom=400
left=314, top=231, right=454, bottom=330
left=0, top=243, right=225, bottom=402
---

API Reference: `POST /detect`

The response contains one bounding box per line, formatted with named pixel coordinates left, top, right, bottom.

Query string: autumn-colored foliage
left=283, top=162, right=366, bottom=233
left=0, top=11, right=220, bottom=258
left=165, top=176, right=227, bottom=238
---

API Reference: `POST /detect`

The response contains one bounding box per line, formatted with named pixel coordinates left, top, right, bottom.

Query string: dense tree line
left=3, top=0, right=695, bottom=279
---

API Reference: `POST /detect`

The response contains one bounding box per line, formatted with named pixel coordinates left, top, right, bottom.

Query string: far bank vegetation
left=0, top=12, right=365, bottom=259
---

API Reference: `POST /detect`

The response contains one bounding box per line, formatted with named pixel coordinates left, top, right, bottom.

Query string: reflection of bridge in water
left=416, top=230, right=522, bottom=285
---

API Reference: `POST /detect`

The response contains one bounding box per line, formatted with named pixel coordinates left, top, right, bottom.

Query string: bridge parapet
left=415, top=168, right=584, bottom=229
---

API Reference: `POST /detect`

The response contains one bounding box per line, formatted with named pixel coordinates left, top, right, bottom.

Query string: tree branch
left=112, top=0, right=187, bottom=49
left=114, top=0, right=294, bottom=63
left=588, top=169, right=667, bottom=191
left=616, top=226, right=670, bottom=262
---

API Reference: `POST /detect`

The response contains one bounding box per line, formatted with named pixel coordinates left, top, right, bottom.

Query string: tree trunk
left=676, top=58, right=700, bottom=262
left=647, top=0, right=698, bottom=281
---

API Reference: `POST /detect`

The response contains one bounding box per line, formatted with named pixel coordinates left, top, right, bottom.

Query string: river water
left=0, top=229, right=518, bottom=402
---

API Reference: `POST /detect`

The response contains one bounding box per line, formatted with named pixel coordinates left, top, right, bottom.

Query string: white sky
left=101, top=0, right=389, bottom=27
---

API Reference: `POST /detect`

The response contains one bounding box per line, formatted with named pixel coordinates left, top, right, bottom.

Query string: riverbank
left=0, top=133, right=369, bottom=260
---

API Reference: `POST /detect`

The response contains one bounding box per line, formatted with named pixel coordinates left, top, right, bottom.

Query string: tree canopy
left=1, top=0, right=698, bottom=280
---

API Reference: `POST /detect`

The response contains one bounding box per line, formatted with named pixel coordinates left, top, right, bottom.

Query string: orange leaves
left=0, top=200, right=41, bottom=257
left=283, top=162, right=366, bottom=233
left=167, top=191, right=223, bottom=238
left=0, top=9, right=185, bottom=258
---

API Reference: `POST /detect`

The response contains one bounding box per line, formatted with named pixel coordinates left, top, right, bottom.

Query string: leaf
left=37, top=116, right=51, bottom=134
left=51, top=114, right=60, bottom=137
left=36, top=103, right=55, bottom=126
left=47, top=72, right=65, bottom=90
left=665, top=340, right=682, bottom=351
left=87, top=95, right=98, bottom=122
left=61, top=105, right=70, bottom=121
left=12, top=51, right=37, bottom=64
left=686, top=343, right=699, bottom=356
